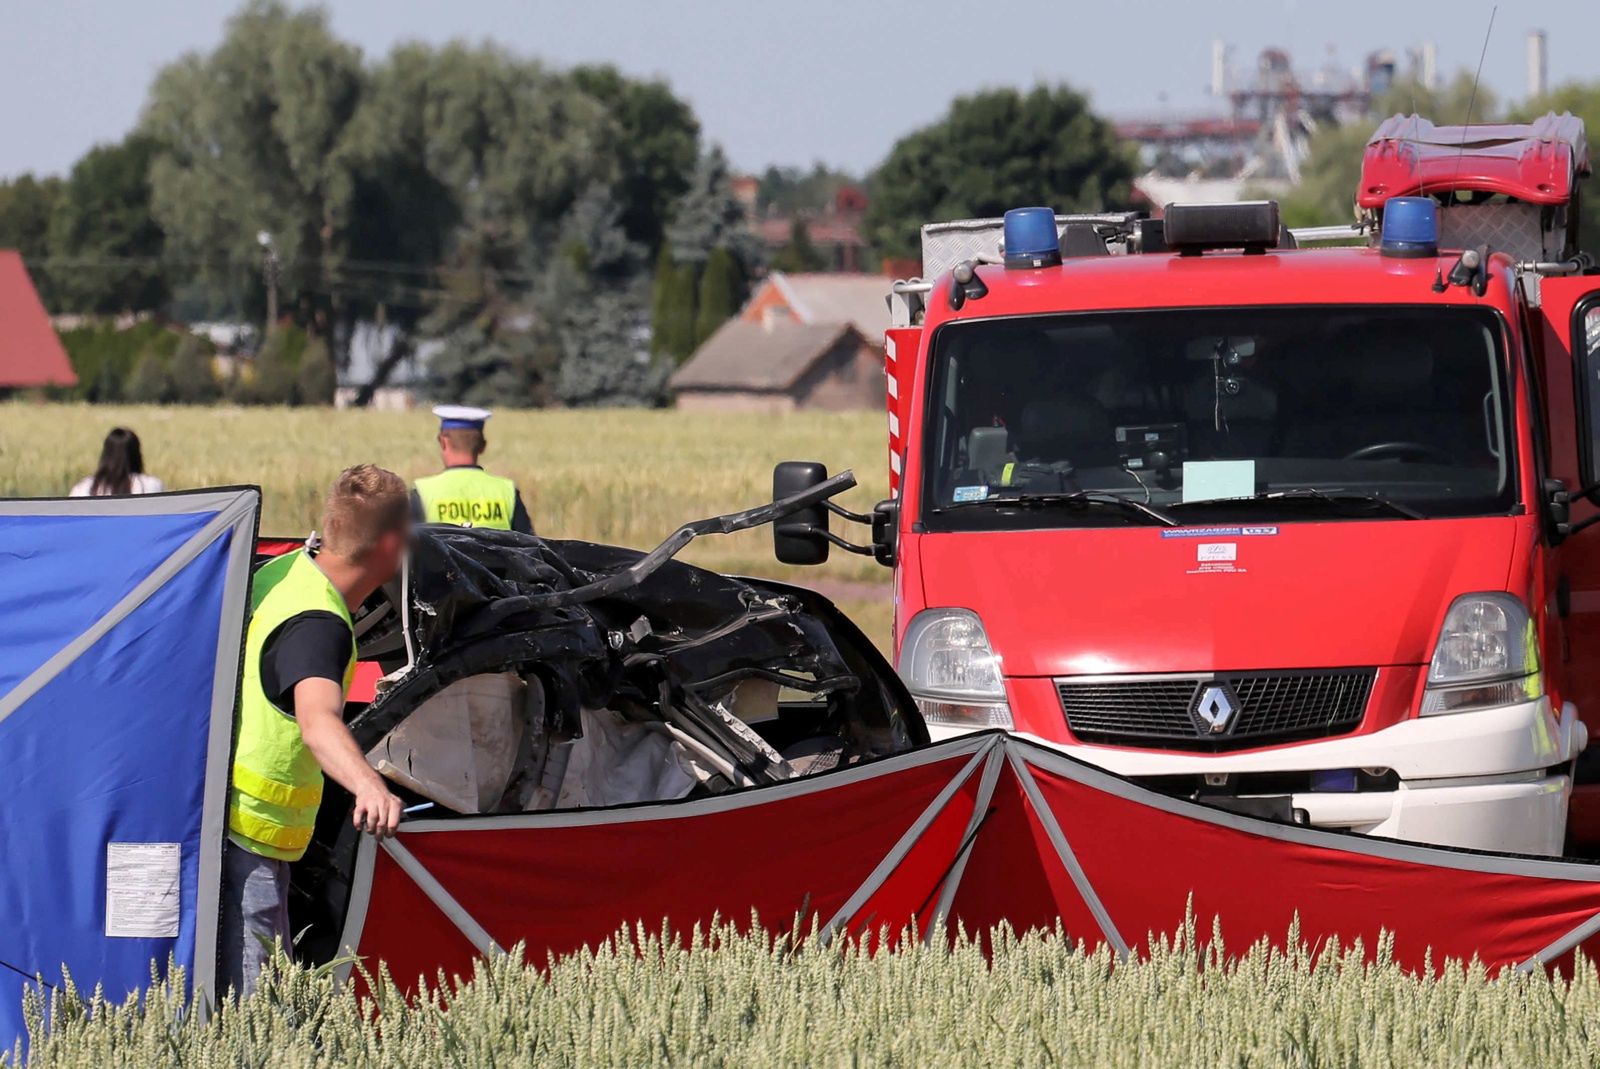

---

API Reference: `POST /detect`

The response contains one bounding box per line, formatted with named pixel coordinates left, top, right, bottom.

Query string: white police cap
left=432, top=404, right=493, bottom=430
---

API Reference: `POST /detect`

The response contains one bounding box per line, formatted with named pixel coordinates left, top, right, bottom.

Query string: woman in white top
left=69, top=427, right=166, bottom=497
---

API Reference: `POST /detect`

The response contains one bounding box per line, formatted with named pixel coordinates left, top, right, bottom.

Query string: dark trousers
left=218, top=838, right=291, bottom=998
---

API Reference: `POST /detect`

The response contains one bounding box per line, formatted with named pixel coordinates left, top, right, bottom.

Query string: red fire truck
left=775, top=113, right=1600, bottom=856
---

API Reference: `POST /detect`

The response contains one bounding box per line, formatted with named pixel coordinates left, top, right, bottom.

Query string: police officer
left=220, top=465, right=410, bottom=996
left=411, top=405, right=533, bottom=533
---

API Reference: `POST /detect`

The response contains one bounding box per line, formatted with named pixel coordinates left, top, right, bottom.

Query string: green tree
left=349, top=41, right=618, bottom=307
left=0, top=174, right=63, bottom=305
left=570, top=65, right=700, bottom=251
left=758, top=163, right=857, bottom=216
left=296, top=335, right=337, bottom=405
left=125, top=346, right=175, bottom=404
left=47, top=133, right=167, bottom=314
left=693, top=247, right=740, bottom=347
left=863, top=85, right=1136, bottom=259
left=170, top=334, right=221, bottom=404
left=141, top=1, right=365, bottom=321
left=1512, top=81, right=1600, bottom=257
left=772, top=218, right=826, bottom=273
left=352, top=41, right=625, bottom=405
left=1279, top=72, right=1502, bottom=229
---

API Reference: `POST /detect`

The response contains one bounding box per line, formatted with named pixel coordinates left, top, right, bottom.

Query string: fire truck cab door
left=1536, top=276, right=1600, bottom=845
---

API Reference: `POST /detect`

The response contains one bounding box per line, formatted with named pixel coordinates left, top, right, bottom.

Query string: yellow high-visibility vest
left=227, top=551, right=355, bottom=862
left=414, top=468, right=518, bottom=530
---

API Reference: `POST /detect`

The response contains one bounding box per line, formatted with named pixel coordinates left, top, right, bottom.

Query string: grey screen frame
left=0, top=487, right=260, bottom=1006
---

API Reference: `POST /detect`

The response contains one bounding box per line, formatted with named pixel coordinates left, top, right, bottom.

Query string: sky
left=2, top=0, right=1597, bottom=180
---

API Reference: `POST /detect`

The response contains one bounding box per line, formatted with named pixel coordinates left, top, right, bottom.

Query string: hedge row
left=52, top=323, right=335, bottom=405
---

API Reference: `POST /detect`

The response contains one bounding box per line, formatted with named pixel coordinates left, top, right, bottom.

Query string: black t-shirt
left=260, top=610, right=353, bottom=715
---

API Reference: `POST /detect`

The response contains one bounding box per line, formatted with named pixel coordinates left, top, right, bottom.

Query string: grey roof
left=769, top=272, right=890, bottom=338
left=670, top=319, right=859, bottom=392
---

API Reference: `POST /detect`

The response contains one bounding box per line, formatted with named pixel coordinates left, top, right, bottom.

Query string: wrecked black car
left=286, top=476, right=926, bottom=958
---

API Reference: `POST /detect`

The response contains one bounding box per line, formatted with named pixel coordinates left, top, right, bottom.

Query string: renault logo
left=1193, top=683, right=1240, bottom=734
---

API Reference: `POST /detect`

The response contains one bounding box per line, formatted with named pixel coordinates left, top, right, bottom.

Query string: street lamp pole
left=257, top=230, right=279, bottom=340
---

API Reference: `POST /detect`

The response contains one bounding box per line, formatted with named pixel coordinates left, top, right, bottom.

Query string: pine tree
left=540, top=184, right=666, bottom=407
left=650, top=241, right=677, bottom=358
left=425, top=321, right=548, bottom=409
left=296, top=336, right=338, bottom=405
left=659, top=260, right=699, bottom=364
left=665, top=145, right=764, bottom=275
left=694, top=247, right=740, bottom=347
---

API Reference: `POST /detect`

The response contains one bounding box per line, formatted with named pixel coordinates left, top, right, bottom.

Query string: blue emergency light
left=1380, top=196, right=1439, bottom=258
left=1003, top=207, right=1062, bottom=269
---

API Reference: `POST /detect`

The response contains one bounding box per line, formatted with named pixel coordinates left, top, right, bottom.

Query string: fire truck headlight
left=1421, top=593, right=1543, bottom=715
left=898, top=608, right=1013, bottom=731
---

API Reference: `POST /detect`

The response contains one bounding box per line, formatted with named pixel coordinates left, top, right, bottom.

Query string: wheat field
left=0, top=403, right=895, bottom=643
left=13, top=919, right=1600, bottom=1068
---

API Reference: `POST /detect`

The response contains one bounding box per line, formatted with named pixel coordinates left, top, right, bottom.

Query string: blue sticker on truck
left=952, top=485, right=988, bottom=503
left=1161, top=525, right=1279, bottom=538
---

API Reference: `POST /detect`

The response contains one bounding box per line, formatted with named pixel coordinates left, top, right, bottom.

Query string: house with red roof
left=0, top=251, right=75, bottom=390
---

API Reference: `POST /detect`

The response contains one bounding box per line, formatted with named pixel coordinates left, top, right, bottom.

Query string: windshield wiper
left=1172, top=488, right=1426, bottom=520
left=938, top=491, right=1180, bottom=527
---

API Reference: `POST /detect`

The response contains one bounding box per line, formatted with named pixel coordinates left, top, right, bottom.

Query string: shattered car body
left=289, top=482, right=926, bottom=959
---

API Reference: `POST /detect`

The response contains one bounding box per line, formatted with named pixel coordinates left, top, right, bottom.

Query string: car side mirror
left=773, top=461, right=830, bottom=565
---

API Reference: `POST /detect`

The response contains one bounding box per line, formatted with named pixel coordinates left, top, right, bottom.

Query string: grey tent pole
left=922, top=744, right=1006, bottom=945
left=333, top=836, right=380, bottom=988
left=0, top=497, right=255, bottom=727
left=1008, top=747, right=1131, bottom=958
left=188, top=492, right=260, bottom=1011
left=381, top=838, right=505, bottom=957
left=818, top=741, right=994, bottom=946
left=1514, top=909, right=1600, bottom=973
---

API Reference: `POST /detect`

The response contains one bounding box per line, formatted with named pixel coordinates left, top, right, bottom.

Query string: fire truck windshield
left=921, top=305, right=1515, bottom=529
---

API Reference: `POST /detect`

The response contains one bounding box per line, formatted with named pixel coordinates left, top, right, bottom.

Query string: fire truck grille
left=1056, top=669, right=1375, bottom=751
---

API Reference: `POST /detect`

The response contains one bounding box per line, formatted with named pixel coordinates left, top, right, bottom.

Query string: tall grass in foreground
left=13, top=919, right=1600, bottom=1067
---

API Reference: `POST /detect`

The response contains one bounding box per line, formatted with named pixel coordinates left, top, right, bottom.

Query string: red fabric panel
left=0, top=251, right=75, bottom=387
left=357, top=847, right=481, bottom=993
left=1025, top=763, right=1600, bottom=971
left=348, top=661, right=381, bottom=705
left=254, top=538, right=303, bottom=558
left=945, top=768, right=1102, bottom=950
left=356, top=752, right=977, bottom=985
left=349, top=737, right=1600, bottom=985
left=846, top=764, right=983, bottom=946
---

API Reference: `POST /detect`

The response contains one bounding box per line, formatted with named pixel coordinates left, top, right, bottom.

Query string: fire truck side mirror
left=773, top=461, right=831, bottom=565
left=871, top=499, right=898, bottom=567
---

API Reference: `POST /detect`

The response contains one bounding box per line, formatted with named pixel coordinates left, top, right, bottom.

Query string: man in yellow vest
left=220, top=464, right=411, bottom=996
left=411, top=405, right=533, bottom=533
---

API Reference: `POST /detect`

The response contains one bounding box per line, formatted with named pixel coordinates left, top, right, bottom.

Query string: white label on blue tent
left=105, top=842, right=180, bottom=938
left=952, top=485, right=988, bottom=503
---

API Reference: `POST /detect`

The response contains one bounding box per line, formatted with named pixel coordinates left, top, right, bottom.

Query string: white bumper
left=932, top=697, right=1588, bottom=856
